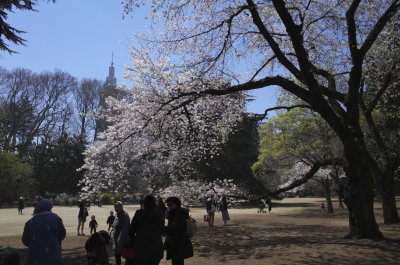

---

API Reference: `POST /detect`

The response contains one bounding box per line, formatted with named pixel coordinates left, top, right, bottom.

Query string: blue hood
left=35, top=199, right=53, bottom=214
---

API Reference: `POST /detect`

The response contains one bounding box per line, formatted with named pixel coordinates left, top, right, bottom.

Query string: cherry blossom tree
left=117, top=0, right=400, bottom=238
left=80, top=50, right=246, bottom=196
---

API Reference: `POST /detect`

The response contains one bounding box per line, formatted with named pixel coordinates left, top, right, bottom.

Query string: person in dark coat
left=113, top=201, right=130, bottom=265
left=22, top=199, right=66, bottom=265
left=129, top=195, right=164, bottom=265
left=89, top=215, right=98, bottom=235
left=164, top=197, right=193, bottom=265
left=17, top=196, right=24, bottom=214
left=219, top=195, right=230, bottom=225
left=139, top=195, right=145, bottom=210
left=157, top=197, right=167, bottom=220
left=107, top=211, right=116, bottom=233
left=266, top=198, right=272, bottom=213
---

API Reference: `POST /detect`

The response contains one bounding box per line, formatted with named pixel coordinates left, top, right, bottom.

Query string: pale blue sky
left=1, top=0, right=278, bottom=114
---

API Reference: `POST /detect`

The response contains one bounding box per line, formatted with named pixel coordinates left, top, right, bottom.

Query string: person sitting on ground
left=22, top=199, right=66, bottom=265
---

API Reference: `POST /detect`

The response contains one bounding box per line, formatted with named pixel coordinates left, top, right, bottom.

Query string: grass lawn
left=1, top=197, right=399, bottom=265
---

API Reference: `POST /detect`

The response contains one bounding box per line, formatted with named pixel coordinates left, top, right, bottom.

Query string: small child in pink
left=320, top=203, right=326, bottom=213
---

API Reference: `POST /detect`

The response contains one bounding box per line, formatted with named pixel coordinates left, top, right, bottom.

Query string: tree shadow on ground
left=193, top=219, right=400, bottom=264
left=62, top=246, right=89, bottom=265
left=270, top=202, right=314, bottom=208
left=0, top=246, right=25, bottom=265
left=0, top=242, right=90, bottom=265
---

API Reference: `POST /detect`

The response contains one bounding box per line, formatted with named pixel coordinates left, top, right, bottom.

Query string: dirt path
left=1, top=198, right=399, bottom=265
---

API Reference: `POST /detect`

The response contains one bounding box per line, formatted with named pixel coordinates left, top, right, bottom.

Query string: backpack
left=186, top=216, right=197, bottom=238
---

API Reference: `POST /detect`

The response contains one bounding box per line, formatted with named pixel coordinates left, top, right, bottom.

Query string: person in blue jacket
left=22, top=199, right=66, bottom=265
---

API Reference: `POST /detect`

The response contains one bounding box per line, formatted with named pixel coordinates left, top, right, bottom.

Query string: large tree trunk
left=379, top=171, right=400, bottom=224
left=342, top=151, right=383, bottom=239
left=337, top=193, right=345, bottom=209
left=323, top=181, right=334, bottom=214
left=366, top=157, right=400, bottom=224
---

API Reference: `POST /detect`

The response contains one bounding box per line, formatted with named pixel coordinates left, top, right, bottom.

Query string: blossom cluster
left=157, top=178, right=246, bottom=207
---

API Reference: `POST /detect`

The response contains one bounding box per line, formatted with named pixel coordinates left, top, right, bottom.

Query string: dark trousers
left=134, top=259, right=160, bottom=265
left=172, top=259, right=184, bottom=265
left=207, top=211, right=215, bottom=227
left=115, top=254, right=122, bottom=265
left=126, top=260, right=134, bottom=265
left=115, top=254, right=134, bottom=265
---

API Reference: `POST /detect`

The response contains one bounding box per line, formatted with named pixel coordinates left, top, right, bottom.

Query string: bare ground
left=1, top=197, right=399, bottom=265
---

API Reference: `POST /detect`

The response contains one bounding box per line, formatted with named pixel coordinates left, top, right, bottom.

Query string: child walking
left=89, top=215, right=98, bottom=235
left=106, top=211, right=115, bottom=233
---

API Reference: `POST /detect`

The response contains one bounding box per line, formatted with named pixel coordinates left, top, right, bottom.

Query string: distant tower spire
left=106, top=53, right=116, bottom=88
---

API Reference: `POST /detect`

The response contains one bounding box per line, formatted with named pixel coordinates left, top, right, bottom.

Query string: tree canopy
left=0, top=152, right=34, bottom=203
left=0, top=0, right=55, bottom=54
left=106, top=0, right=399, bottom=238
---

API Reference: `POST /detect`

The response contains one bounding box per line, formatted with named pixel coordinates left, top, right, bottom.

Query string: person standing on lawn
left=219, top=195, right=230, bottom=225
left=113, top=201, right=130, bottom=265
left=77, top=198, right=89, bottom=236
left=205, top=195, right=217, bottom=227
left=22, top=199, right=66, bottom=265
left=164, top=197, right=193, bottom=265
left=129, top=195, right=164, bottom=265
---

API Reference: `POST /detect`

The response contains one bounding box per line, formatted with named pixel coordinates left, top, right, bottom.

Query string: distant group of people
left=205, top=195, right=230, bottom=227
left=20, top=195, right=194, bottom=265
left=258, top=198, right=272, bottom=213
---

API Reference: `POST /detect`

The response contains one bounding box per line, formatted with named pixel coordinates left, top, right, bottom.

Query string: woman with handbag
left=164, top=197, right=193, bottom=265
left=129, top=195, right=164, bottom=265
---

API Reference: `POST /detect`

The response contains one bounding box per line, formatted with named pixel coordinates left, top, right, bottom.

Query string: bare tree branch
left=346, top=0, right=362, bottom=63
left=252, top=104, right=313, bottom=121
left=246, top=0, right=302, bottom=81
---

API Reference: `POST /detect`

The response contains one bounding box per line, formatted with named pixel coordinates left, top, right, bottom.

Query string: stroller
left=85, top=230, right=113, bottom=265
